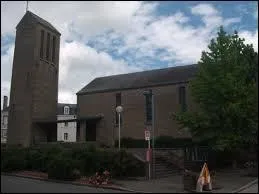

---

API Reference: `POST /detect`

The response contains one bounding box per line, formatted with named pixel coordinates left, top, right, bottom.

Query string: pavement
left=234, top=179, right=258, bottom=193
left=1, top=169, right=257, bottom=193
left=114, top=176, right=183, bottom=193
left=1, top=175, right=130, bottom=193
left=238, top=182, right=258, bottom=193
left=113, top=169, right=258, bottom=193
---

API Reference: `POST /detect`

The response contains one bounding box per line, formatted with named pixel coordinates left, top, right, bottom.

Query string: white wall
left=1, top=111, right=8, bottom=143
left=57, top=115, right=77, bottom=142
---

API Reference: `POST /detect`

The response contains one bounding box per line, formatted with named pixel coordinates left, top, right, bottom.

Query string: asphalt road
left=1, top=175, right=130, bottom=193
left=239, top=182, right=258, bottom=193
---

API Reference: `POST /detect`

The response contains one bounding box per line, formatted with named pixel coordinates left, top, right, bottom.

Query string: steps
left=126, top=148, right=185, bottom=179
left=153, top=149, right=184, bottom=178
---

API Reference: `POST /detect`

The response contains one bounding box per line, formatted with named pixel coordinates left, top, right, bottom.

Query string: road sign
left=145, top=130, right=150, bottom=141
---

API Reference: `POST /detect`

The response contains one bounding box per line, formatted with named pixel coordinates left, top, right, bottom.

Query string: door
left=85, top=121, right=96, bottom=141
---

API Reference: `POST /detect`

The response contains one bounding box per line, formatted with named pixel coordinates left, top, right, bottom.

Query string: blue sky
left=1, top=1, right=258, bottom=106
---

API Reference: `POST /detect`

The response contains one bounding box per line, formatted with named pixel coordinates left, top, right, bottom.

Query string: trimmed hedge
left=47, top=154, right=81, bottom=181
left=1, top=144, right=145, bottom=180
left=114, top=136, right=208, bottom=148
left=1, top=147, right=27, bottom=172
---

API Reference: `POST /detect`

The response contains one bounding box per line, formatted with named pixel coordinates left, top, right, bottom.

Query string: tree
left=174, top=26, right=258, bottom=152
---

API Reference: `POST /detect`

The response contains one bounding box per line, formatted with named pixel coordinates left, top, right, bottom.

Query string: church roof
left=16, top=11, right=61, bottom=35
left=77, top=64, right=198, bottom=95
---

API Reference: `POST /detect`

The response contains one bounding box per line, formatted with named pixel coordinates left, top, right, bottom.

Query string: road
left=239, top=182, right=258, bottom=193
left=1, top=175, right=130, bottom=193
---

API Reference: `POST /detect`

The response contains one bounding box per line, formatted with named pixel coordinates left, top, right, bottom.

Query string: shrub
left=47, top=154, right=80, bottom=181
left=25, top=148, right=47, bottom=172
left=1, top=148, right=27, bottom=172
left=155, top=136, right=193, bottom=148
left=115, top=136, right=196, bottom=148
left=111, top=150, right=145, bottom=177
left=115, top=137, right=148, bottom=148
left=1, top=144, right=145, bottom=179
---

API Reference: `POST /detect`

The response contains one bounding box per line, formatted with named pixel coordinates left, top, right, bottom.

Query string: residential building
left=76, top=64, right=198, bottom=146
left=57, top=103, right=77, bottom=142
left=1, top=96, right=9, bottom=143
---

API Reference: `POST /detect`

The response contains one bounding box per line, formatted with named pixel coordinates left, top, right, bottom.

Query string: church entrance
left=85, top=120, right=97, bottom=141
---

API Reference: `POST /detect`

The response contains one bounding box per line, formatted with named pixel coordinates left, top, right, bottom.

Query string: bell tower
left=7, top=11, right=61, bottom=147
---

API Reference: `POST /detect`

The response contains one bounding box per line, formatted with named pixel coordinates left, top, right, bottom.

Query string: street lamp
left=116, top=105, right=123, bottom=150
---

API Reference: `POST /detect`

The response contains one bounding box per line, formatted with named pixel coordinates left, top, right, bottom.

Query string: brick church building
left=7, top=10, right=198, bottom=147
left=76, top=64, right=198, bottom=146
left=7, top=11, right=60, bottom=147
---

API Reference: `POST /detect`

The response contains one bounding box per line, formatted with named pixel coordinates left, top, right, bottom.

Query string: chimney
left=3, top=96, right=8, bottom=110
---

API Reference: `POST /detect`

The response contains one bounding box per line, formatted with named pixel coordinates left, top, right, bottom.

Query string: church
left=7, top=11, right=61, bottom=147
left=7, top=10, right=197, bottom=147
left=76, top=64, right=197, bottom=146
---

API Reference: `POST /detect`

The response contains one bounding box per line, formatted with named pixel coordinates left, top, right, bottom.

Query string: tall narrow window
left=115, top=93, right=122, bottom=125
left=40, top=30, right=45, bottom=58
left=64, top=106, right=70, bottom=115
left=145, top=93, right=152, bottom=122
left=179, top=86, right=187, bottom=112
left=46, top=32, right=50, bottom=60
left=52, top=36, right=56, bottom=63
left=64, top=133, right=68, bottom=140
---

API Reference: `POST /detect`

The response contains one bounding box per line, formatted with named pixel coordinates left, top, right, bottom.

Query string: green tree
left=174, top=26, right=258, bottom=152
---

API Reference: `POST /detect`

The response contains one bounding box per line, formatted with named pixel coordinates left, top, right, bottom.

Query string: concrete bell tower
left=7, top=11, right=61, bottom=147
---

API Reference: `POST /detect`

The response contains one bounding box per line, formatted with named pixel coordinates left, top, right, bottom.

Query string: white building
left=1, top=99, right=77, bottom=143
left=57, top=103, right=77, bottom=142
left=1, top=96, right=9, bottom=143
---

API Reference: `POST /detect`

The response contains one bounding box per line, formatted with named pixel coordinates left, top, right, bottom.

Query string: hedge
left=114, top=136, right=208, bottom=148
left=1, top=144, right=145, bottom=180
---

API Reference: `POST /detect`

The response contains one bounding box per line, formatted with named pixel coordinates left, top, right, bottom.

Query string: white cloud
left=239, top=30, right=258, bottom=52
left=1, top=2, right=257, bottom=105
left=191, top=3, right=219, bottom=16
left=1, top=43, right=14, bottom=109
left=58, top=41, right=142, bottom=103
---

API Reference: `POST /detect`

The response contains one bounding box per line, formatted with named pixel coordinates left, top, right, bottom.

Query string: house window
left=179, top=86, right=187, bottom=112
left=52, top=36, right=56, bottom=63
left=64, top=122, right=68, bottom=127
left=115, top=93, right=122, bottom=125
left=3, top=116, right=8, bottom=125
left=2, top=130, right=7, bottom=137
left=64, top=106, right=70, bottom=115
left=46, top=32, right=50, bottom=60
left=145, top=92, right=152, bottom=122
left=40, top=30, right=45, bottom=58
left=64, top=133, right=68, bottom=140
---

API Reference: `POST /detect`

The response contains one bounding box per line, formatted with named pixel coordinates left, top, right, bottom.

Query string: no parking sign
left=145, top=130, right=150, bottom=141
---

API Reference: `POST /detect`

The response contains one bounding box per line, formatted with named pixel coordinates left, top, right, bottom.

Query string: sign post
left=145, top=130, right=151, bottom=180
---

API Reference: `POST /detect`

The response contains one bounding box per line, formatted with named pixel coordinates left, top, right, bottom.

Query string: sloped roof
left=57, top=103, right=77, bottom=115
left=16, top=11, right=61, bottom=35
left=77, top=64, right=198, bottom=95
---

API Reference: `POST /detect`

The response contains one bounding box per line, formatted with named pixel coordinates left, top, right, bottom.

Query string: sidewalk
left=114, top=169, right=257, bottom=193
left=114, top=176, right=184, bottom=193
left=2, top=169, right=257, bottom=193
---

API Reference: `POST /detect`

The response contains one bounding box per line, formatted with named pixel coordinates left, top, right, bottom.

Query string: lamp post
left=116, top=106, right=123, bottom=150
